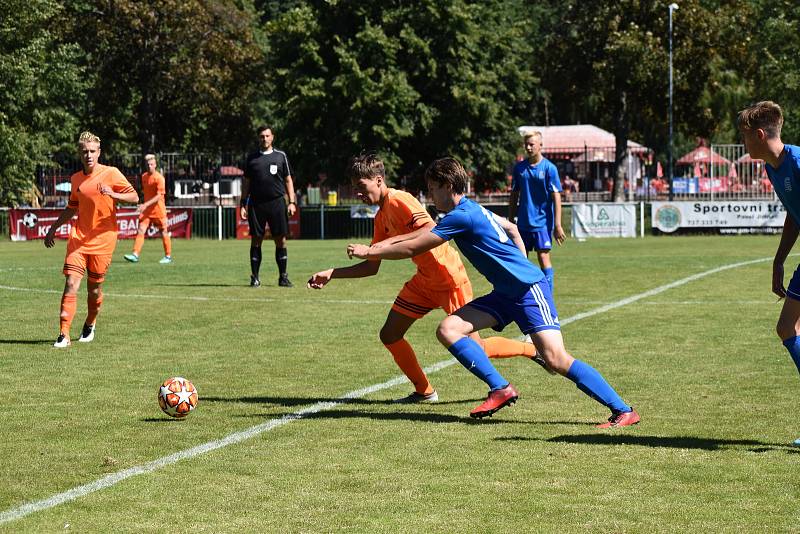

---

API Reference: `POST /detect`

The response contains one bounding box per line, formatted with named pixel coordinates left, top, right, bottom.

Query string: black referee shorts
left=248, top=197, right=289, bottom=238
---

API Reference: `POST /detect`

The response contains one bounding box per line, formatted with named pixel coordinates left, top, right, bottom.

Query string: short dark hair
left=256, top=125, right=273, bottom=135
left=347, top=153, right=385, bottom=181
left=737, top=101, right=783, bottom=139
left=424, top=157, right=467, bottom=194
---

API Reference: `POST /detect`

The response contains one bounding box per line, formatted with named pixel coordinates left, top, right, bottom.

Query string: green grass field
left=0, top=236, right=798, bottom=532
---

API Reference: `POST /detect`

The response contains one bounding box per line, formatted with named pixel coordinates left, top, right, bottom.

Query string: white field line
left=0, top=255, right=775, bottom=525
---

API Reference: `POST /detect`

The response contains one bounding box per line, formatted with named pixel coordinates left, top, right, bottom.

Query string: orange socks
left=86, top=290, right=103, bottom=326
left=60, top=294, right=77, bottom=336
left=162, top=233, right=172, bottom=256
left=384, top=339, right=434, bottom=395
left=133, top=233, right=145, bottom=256
left=480, top=336, right=535, bottom=359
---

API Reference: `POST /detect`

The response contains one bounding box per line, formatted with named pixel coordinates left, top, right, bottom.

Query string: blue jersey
left=511, top=157, right=561, bottom=232
left=431, top=197, right=544, bottom=297
left=766, top=144, right=800, bottom=225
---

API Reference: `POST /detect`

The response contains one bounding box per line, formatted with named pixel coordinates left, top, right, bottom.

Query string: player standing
left=349, top=157, right=639, bottom=425
left=738, top=101, right=800, bottom=447
left=124, top=154, right=172, bottom=264
left=240, top=126, right=297, bottom=287
left=44, top=131, right=139, bottom=347
left=508, top=130, right=566, bottom=290
left=308, top=154, right=539, bottom=403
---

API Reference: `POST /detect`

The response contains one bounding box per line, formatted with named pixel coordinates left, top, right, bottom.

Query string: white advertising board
left=651, top=201, right=785, bottom=233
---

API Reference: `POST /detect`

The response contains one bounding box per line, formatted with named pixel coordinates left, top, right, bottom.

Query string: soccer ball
left=158, top=377, right=198, bottom=418
left=22, top=212, right=38, bottom=228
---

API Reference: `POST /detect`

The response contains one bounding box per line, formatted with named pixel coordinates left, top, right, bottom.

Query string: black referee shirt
left=244, top=149, right=292, bottom=202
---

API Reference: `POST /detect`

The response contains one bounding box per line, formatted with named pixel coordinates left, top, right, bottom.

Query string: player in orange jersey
left=44, top=131, right=139, bottom=347
left=124, top=154, right=172, bottom=264
left=308, top=154, right=545, bottom=403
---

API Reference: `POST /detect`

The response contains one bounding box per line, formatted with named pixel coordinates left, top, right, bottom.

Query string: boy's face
left=79, top=141, right=101, bottom=172
left=524, top=136, right=542, bottom=158
left=426, top=178, right=454, bottom=212
left=740, top=127, right=765, bottom=159
left=352, top=175, right=383, bottom=205
left=146, top=158, right=157, bottom=173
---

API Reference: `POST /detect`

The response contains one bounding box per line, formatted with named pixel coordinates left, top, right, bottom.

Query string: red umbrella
left=677, top=146, right=731, bottom=165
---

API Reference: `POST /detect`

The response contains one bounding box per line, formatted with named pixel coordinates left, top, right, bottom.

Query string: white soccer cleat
left=78, top=323, right=95, bottom=343
left=159, top=256, right=172, bottom=264
left=53, top=334, right=71, bottom=348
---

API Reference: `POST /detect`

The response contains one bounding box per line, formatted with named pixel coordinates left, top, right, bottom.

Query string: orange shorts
left=392, top=275, right=474, bottom=319
left=63, top=250, right=113, bottom=283
left=140, top=216, right=168, bottom=232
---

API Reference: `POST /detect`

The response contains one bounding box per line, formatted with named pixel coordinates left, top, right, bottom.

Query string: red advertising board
left=236, top=209, right=301, bottom=239
left=9, top=208, right=193, bottom=241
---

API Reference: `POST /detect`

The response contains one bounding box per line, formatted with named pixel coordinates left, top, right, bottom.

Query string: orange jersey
left=67, top=164, right=135, bottom=254
left=372, top=189, right=469, bottom=291
left=140, top=171, right=167, bottom=219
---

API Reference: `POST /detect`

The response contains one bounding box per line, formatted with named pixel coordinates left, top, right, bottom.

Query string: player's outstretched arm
left=307, top=260, right=381, bottom=289
left=372, top=222, right=436, bottom=249
left=44, top=207, right=77, bottom=248
left=348, top=231, right=445, bottom=261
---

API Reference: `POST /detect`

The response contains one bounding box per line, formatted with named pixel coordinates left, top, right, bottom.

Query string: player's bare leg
left=380, top=310, right=436, bottom=402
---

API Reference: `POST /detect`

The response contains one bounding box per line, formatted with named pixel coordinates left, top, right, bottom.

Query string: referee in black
left=240, top=125, right=297, bottom=287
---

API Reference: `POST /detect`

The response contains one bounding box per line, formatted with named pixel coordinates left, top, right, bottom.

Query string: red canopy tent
left=677, top=146, right=731, bottom=165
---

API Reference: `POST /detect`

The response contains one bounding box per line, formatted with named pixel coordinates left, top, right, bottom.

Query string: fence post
left=320, top=203, right=325, bottom=240
left=640, top=201, right=644, bottom=238
left=217, top=204, right=223, bottom=240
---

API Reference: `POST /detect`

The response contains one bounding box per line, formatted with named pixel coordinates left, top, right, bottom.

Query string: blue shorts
left=520, top=229, right=552, bottom=253
left=787, top=264, right=800, bottom=301
left=467, top=278, right=560, bottom=335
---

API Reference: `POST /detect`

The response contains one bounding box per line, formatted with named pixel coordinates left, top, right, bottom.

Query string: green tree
left=261, top=0, right=543, bottom=190
left=543, top=0, right=746, bottom=200
left=62, top=0, right=265, bottom=154
left=0, top=0, right=86, bottom=206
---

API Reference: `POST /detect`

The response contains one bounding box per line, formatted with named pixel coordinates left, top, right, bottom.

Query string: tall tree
left=0, top=0, right=86, bottom=206
left=261, top=0, right=543, bottom=190
left=62, top=0, right=265, bottom=154
left=543, top=0, right=744, bottom=200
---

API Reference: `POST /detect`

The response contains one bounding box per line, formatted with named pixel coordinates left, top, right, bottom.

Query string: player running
left=509, top=130, right=566, bottom=291
left=44, top=131, right=139, bottom=347
left=348, top=156, right=639, bottom=425
left=738, top=100, right=800, bottom=447
left=308, top=154, right=542, bottom=403
left=124, top=154, right=172, bottom=264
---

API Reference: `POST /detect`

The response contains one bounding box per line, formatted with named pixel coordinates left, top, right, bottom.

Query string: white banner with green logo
left=572, top=203, right=637, bottom=238
left=651, top=201, right=786, bottom=233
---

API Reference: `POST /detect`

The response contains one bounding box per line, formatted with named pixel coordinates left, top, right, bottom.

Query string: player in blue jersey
left=349, top=157, right=640, bottom=426
left=738, top=101, right=800, bottom=447
left=509, top=130, right=566, bottom=291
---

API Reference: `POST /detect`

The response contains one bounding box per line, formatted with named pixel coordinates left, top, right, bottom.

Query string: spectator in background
left=561, top=174, right=579, bottom=202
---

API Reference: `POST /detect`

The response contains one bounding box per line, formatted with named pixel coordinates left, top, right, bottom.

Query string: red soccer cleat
left=469, top=384, right=519, bottom=418
left=596, top=408, right=641, bottom=428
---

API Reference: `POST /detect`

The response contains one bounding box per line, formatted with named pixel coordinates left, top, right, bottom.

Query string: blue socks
left=781, top=335, right=800, bottom=374
left=543, top=267, right=554, bottom=290
left=566, top=359, right=631, bottom=414
left=447, top=337, right=508, bottom=390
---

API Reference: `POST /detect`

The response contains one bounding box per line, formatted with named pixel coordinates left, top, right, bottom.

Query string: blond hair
left=78, top=131, right=101, bottom=146
left=737, top=101, right=783, bottom=139
left=522, top=129, right=543, bottom=142
left=144, top=154, right=157, bottom=162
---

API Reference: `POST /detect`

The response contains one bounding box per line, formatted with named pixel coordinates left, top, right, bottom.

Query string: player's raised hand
left=307, top=268, right=334, bottom=289
left=347, top=243, right=370, bottom=259
left=773, top=262, right=786, bottom=298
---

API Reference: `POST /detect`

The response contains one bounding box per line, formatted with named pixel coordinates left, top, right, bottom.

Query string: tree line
left=2, top=0, right=798, bottom=206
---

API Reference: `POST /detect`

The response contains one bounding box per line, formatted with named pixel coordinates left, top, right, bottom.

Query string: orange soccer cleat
left=469, top=384, right=519, bottom=418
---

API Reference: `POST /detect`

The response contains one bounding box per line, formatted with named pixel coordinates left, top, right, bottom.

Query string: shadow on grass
left=141, top=417, right=188, bottom=423
left=233, top=409, right=501, bottom=425
left=0, top=339, right=54, bottom=345
left=202, top=395, right=483, bottom=407
left=497, top=434, right=800, bottom=453
left=154, top=283, right=242, bottom=288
